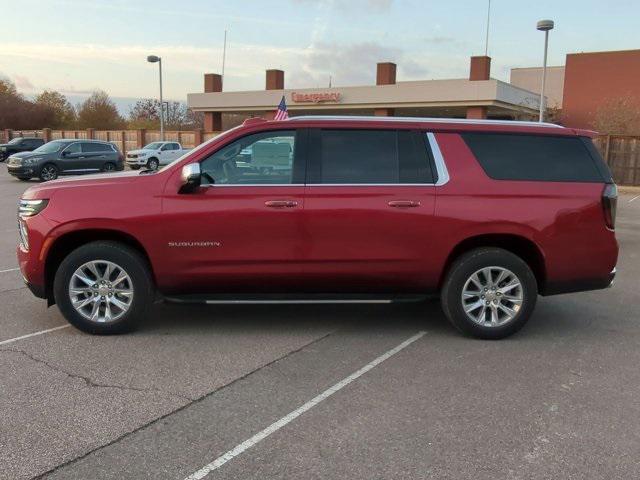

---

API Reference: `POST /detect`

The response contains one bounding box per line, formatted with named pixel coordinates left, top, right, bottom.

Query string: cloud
left=13, top=74, right=35, bottom=91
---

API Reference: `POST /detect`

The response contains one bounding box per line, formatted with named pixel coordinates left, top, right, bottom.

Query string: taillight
left=602, top=183, right=618, bottom=230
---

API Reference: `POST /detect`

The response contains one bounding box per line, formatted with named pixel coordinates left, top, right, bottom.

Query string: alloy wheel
left=461, top=266, right=523, bottom=327
left=41, top=165, right=58, bottom=181
left=68, top=260, right=134, bottom=323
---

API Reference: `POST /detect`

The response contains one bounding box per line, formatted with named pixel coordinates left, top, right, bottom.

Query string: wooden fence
left=1, top=128, right=221, bottom=153
left=3, top=128, right=639, bottom=185
left=594, top=135, right=640, bottom=186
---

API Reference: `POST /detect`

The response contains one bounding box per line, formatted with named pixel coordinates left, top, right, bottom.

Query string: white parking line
left=629, top=195, right=640, bottom=203
left=0, top=325, right=70, bottom=346
left=0, top=267, right=19, bottom=274
left=183, top=330, right=427, bottom=480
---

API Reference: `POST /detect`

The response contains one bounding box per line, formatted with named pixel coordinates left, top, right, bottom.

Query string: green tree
left=34, top=90, right=76, bottom=128
left=76, top=90, right=124, bottom=129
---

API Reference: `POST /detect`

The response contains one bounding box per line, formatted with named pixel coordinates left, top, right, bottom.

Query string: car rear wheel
left=54, top=241, right=154, bottom=334
left=441, top=247, right=537, bottom=339
left=102, top=162, right=116, bottom=172
left=147, top=158, right=159, bottom=170
left=39, top=163, right=58, bottom=181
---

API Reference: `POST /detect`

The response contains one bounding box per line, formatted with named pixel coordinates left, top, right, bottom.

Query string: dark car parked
left=0, top=137, right=45, bottom=161
left=5, top=139, right=124, bottom=181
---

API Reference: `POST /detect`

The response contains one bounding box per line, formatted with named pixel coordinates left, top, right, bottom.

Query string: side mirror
left=62, top=151, right=69, bottom=157
left=179, top=163, right=202, bottom=194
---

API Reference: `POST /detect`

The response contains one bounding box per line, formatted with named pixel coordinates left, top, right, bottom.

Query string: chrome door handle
left=265, top=200, right=298, bottom=208
left=388, top=200, right=420, bottom=208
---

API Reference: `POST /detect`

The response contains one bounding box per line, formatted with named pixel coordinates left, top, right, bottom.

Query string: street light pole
left=147, top=55, right=164, bottom=140
left=536, top=20, right=554, bottom=122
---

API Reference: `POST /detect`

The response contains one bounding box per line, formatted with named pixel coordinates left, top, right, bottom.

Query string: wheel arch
left=440, top=234, right=546, bottom=291
left=44, top=229, right=156, bottom=304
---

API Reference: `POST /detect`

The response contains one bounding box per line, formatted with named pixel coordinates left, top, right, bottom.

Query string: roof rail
left=286, top=115, right=564, bottom=129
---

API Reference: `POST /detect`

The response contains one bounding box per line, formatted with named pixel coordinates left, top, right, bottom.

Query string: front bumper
left=126, top=158, right=147, bottom=166
left=6, top=164, right=37, bottom=177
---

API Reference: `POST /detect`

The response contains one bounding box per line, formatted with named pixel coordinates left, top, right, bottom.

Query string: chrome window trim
left=426, top=132, right=450, bottom=186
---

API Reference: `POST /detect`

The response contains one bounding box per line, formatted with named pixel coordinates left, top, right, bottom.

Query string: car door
left=79, top=142, right=108, bottom=172
left=302, top=128, right=438, bottom=293
left=158, top=129, right=307, bottom=294
left=58, top=142, right=84, bottom=173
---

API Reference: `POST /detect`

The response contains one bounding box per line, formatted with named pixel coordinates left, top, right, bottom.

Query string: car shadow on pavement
left=137, top=299, right=458, bottom=338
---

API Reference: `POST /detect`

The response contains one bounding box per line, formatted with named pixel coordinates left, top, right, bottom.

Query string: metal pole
left=484, top=0, right=491, bottom=56
left=159, top=59, right=164, bottom=140
left=539, top=30, right=549, bottom=122
left=222, top=30, right=227, bottom=88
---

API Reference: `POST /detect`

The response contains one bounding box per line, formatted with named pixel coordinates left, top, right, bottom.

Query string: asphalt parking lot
left=1, top=164, right=639, bottom=480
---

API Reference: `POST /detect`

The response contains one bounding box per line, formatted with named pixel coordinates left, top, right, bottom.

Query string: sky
left=1, top=0, right=640, bottom=113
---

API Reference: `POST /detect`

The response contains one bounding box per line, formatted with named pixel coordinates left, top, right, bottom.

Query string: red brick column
left=264, top=69, right=285, bottom=119
left=42, top=128, right=51, bottom=142
left=86, top=128, right=95, bottom=139
left=203, top=73, right=223, bottom=132
left=375, top=63, right=397, bottom=116
left=467, top=56, right=491, bottom=120
left=4, top=129, right=12, bottom=143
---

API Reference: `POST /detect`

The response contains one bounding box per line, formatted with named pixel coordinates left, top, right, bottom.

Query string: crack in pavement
left=1, top=348, right=195, bottom=403
left=22, top=329, right=336, bottom=480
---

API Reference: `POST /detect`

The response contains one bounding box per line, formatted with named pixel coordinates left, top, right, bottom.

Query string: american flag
left=274, top=95, right=289, bottom=121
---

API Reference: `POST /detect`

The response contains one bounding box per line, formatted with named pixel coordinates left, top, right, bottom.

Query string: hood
left=10, top=151, right=42, bottom=159
left=127, top=149, right=153, bottom=155
left=21, top=170, right=144, bottom=200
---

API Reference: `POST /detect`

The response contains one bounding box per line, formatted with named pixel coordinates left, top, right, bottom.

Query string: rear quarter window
left=461, top=133, right=606, bottom=183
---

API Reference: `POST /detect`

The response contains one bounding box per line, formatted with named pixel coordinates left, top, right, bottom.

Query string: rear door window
left=461, top=133, right=605, bottom=182
left=308, top=129, right=434, bottom=184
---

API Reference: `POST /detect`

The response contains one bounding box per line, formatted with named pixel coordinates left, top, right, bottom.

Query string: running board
left=164, top=293, right=429, bottom=305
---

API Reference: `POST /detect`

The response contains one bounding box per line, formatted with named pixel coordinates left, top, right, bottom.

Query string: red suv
left=17, top=117, right=618, bottom=339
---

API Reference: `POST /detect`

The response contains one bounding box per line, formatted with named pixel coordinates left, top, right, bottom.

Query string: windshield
left=8, top=138, right=24, bottom=145
left=32, top=141, right=66, bottom=154
left=143, top=142, right=164, bottom=150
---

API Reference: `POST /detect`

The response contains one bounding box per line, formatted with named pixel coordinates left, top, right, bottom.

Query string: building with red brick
left=188, top=56, right=541, bottom=131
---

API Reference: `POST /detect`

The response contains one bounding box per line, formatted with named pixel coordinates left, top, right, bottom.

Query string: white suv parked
left=126, top=142, right=190, bottom=170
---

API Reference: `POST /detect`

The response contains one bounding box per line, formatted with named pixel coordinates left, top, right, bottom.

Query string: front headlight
left=18, top=199, right=49, bottom=218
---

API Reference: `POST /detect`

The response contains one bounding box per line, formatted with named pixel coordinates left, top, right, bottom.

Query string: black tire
left=147, top=158, right=159, bottom=170
left=102, top=162, right=116, bottom=172
left=53, top=241, right=154, bottom=334
left=39, top=163, right=58, bottom=181
left=441, top=247, right=538, bottom=339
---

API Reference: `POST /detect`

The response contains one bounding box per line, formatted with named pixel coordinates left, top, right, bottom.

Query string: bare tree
left=593, top=97, right=640, bottom=135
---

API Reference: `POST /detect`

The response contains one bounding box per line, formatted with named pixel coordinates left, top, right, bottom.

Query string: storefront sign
left=291, top=92, right=341, bottom=103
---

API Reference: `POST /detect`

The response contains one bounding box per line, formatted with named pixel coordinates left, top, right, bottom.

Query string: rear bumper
left=541, top=268, right=616, bottom=296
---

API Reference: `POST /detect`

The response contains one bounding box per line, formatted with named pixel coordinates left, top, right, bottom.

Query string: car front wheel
left=441, top=247, right=538, bottom=339
left=53, top=241, right=154, bottom=334
left=147, top=158, right=159, bottom=170
left=39, top=164, right=58, bottom=181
